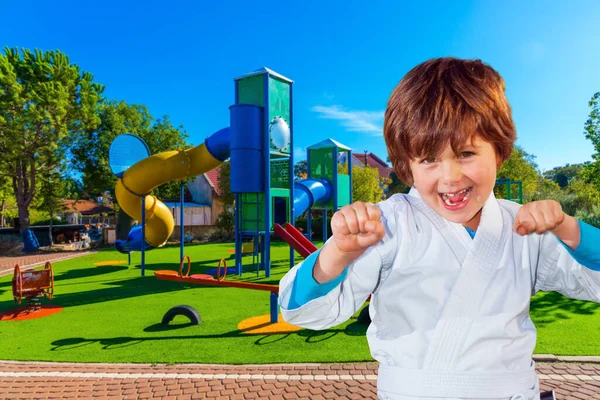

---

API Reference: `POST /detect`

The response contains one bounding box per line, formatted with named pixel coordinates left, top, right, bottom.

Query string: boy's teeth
left=441, top=187, right=471, bottom=205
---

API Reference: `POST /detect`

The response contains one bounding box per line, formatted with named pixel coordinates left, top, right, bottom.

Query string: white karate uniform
left=279, top=188, right=600, bottom=400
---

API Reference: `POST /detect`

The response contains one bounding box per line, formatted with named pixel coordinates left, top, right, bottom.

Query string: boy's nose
left=441, top=161, right=462, bottom=186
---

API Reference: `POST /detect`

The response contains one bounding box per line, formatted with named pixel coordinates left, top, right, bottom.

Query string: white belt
left=378, top=363, right=538, bottom=399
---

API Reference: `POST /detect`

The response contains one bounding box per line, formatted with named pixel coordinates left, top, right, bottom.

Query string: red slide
left=273, top=223, right=318, bottom=258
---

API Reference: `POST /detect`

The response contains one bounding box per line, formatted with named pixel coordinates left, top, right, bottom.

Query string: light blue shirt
left=287, top=220, right=600, bottom=309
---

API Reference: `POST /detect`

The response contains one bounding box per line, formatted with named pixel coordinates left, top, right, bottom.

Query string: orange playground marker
left=237, top=314, right=301, bottom=335
left=0, top=305, right=63, bottom=321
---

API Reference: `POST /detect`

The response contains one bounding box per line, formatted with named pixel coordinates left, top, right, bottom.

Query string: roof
left=62, top=200, right=115, bottom=215
left=234, top=67, right=294, bottom=83
left=355, top=153, right=393, bottom=179
left=204, top=166, right=223, bottom=196
left=306, top=138, right=352, bottom=151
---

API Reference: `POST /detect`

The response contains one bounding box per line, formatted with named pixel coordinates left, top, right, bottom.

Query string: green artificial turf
left=1, top=241, right=600, bottom=364
left=0, top=241, right=371, bottom=364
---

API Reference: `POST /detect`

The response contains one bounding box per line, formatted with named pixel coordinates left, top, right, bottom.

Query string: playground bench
left=12, top=262, right=54, bottom=310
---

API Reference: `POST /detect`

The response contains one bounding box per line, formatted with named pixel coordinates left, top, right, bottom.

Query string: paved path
left=0, top=251, right=93, bottom=277
left=2, top=361, right=600, bottom=399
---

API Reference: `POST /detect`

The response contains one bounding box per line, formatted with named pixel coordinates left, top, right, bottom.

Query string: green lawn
left=1, top=241, right=599, bottom=364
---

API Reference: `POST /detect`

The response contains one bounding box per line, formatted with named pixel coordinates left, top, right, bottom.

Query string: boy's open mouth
left=439, top=187, right=472, bottom=207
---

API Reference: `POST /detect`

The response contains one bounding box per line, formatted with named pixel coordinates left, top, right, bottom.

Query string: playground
left=2, top=67, right=371, bottom=366
left=3, top=67, right=600, bottom=399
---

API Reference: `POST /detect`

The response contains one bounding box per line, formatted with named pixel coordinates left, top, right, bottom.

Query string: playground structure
left=109, top=67, right=353, bottom=326
left=495, top=177, right=523, bottom=204
left=111, top=67, right=352, bottom=277
left=12, top=262, right=54, bottom=311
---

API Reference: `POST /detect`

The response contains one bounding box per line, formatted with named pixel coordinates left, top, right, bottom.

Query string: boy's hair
left=383, top=57, right=516, bottom=186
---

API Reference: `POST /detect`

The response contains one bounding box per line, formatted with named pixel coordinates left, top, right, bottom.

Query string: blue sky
left=2, top=0, right=600, bottom=171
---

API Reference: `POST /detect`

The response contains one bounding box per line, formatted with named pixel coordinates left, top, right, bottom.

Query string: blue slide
left=292, top=179, right=333, bottom=220
left=114, top=225, right=152, bottom=253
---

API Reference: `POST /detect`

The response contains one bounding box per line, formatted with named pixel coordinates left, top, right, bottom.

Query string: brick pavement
left=1, top=361, right=600, bottom=399
left=0, top=251, right=93, bottom=277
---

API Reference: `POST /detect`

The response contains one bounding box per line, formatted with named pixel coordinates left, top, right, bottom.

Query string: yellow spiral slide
left=115, top=129, right=229, bottom=248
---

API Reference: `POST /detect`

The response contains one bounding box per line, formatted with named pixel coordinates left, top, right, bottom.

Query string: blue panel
left=109, top=134, right=151, bottom=178
left=229, top=104, right=264, bottom=193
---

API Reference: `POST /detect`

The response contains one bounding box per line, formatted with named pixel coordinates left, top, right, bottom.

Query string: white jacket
left=279, top=189, right=600, bottom=400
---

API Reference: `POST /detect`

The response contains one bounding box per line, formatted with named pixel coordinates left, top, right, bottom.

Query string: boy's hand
left=330, top=202, right=386, bottom=258
left=513, top=200, right=565, bottom=236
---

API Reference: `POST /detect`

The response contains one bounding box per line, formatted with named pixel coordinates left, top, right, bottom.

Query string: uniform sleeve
left=535, top=220, right=600, bottom=302
left=279, top=200, right=401, bottom=330
left=559, top=220, right=600, bottom=271
left=285, top=247, right=349, bottom=310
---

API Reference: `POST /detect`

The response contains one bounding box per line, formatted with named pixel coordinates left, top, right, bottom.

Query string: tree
left=72, top=100, right=152, bottom=196
left=583, top=92, right=600, bottom=189
left=71, top=101, right=189, bottom=199
left=0, top=48, right=103, bottom=233
left=496, top=146, right=541, bottom=202
left=386, top=170, right=410, bottom=196
left=543, top=164, right=583, bottom=188
left=0, top=175, right=15, bottom=227
left=63, top=176, right=84, bottom=201
left=339, top=164, right=387, bottom=203
left=561, top=178, right=600, bottom=217
left=294, top=160, right=307, bottom=180
left=71, top=101, right=189, bottom=239
left=144, top=117, right=190, bottom=200
left=38, top=163, right=67, bottom=247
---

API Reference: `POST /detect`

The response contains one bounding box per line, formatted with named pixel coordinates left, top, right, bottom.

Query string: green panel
left=238, top=75, right=264, bottom=106
left=309, top=148, right=335, bottom=209
left=241, top=193, right=265, bottom=231
left=270, top=188, right=290, bottom=198
left=270, top=159, right=290, bottom=189
left=337, top=174, right=350, bottom=207
left=268, top=77, right=291, bottom=153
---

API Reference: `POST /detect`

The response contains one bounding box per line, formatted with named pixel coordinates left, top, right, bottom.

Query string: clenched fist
left=330, top=201, right=386, bottom=257
left=513, top=200, right=565, bottom=236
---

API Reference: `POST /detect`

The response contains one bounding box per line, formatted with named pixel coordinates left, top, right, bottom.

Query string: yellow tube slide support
left=115, top=143, right=223, bottom=248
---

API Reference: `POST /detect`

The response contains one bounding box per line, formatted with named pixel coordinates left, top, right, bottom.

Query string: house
left=354, top=152, right=393, bottom=180
left=338, top=152, right=393, bottom=180
left=163, top=166, right=227, bottom=240
left=62, top=199, right=115, bottom=225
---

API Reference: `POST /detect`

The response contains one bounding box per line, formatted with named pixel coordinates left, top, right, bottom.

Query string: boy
left=279, top=58, right=600, bottom=400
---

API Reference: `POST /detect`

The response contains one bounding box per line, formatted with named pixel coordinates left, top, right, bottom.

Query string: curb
left=534, top=354, right=600, bottom=363
left=2, top=356, right=600, bottom=366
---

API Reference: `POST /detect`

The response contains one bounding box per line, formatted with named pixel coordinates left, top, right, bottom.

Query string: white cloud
left=311, top=105, right=384, bottom=136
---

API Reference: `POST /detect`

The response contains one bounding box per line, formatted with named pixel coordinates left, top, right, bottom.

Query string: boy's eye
left=459, top=151, right=475, bottom=158
left=421, top=157, right=437, bottom=164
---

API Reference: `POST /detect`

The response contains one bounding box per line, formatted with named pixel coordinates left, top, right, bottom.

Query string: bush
left=31, top=217, right=65, bottom=226
left=0, top=234, right=23, bottom=256
left=203, top=228, right=233, bottom=243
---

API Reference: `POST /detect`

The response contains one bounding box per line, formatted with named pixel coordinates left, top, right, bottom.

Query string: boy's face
left=408, top=134, right=499, bottom=230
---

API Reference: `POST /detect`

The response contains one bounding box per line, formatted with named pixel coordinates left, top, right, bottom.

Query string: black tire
left=162, top=305, right=201, bottom=325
